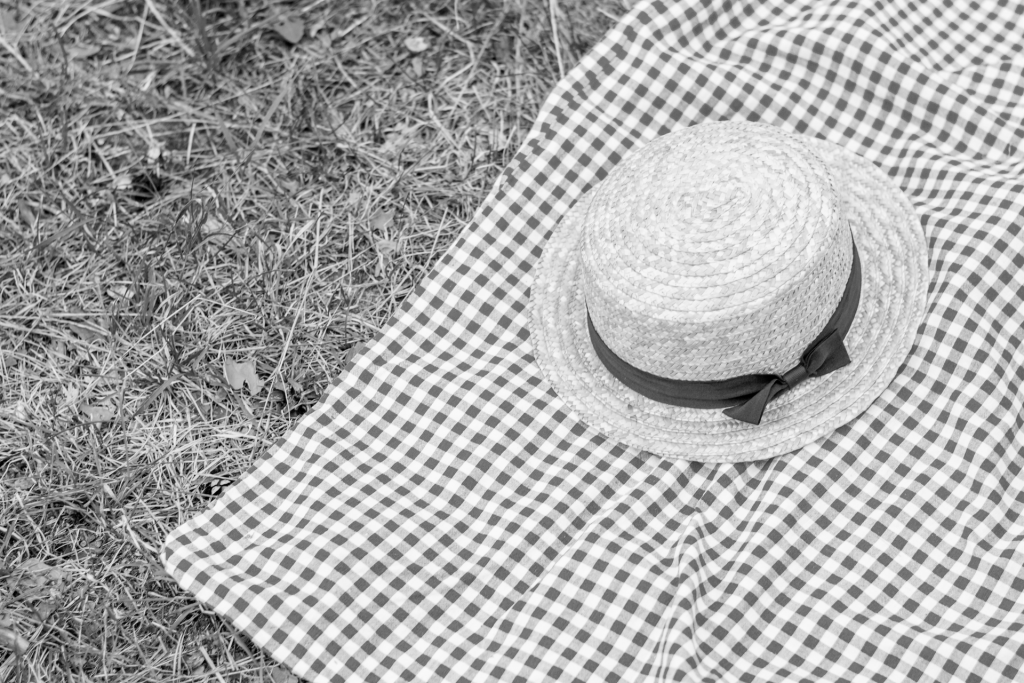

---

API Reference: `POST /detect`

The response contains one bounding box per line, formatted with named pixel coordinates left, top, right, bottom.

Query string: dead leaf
left=183, top=651, right=206, bottom=673
left=269, top=664, right=298, bottom=683
left=493, top=34, right=512, bottom=63
left=107, top=284, right=133, bottom=301
left=404, top=36, right=430, bottom=53
left=307, top=18, right=327, bottom=38
left=377, top=239, right=400, bottom=257
left=224, top=359, right=263, bottom=396
left=81, top=404, right=116, bottom=422
left=369, top=209, right=394, bottom=231
left=201, top=215, right=240, bottom=248
left=18, top=201, right=35, bottom=228
left=7, top=476, right=35, bottom=491
left=344, top=341, right=368, bottom=371
left=236, top=91, right=260, bottom=116
left=67, top=320, right=107, bottom=342
left=327, top=109, right=347, bottom=135
left=151, top=564, right=176, bottom=583
left=63, top=383, right=81, bottom=407
left=0, top=626, right=29, bottom=657
left=0, top=8, right=26, bottom=40
left=8, top=399, right=29, bottom=423
left=378, top=122, right=425, bottom=158
left=273, top=18, right=304, bottom=45
left=34, top=601, right=57, bottom=621
left=7, top=559, right=67, bottom=601
left=411, top=56, right=423, bottom=77
left=376, top=238, right=400, bottom=272
left=80, top=619, right=101, bottom=640
left=68, top=44, right=101, bottom=60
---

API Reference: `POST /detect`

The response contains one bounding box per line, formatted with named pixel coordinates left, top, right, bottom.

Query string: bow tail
left=722, top=379, right=784, bottom=426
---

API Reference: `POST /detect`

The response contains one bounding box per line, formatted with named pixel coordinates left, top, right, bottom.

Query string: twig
left=548, top=0, right=565, bottom=78
left=127, top=0, right=149, bottom=73
left=198, top=645, right=230, bottom=683
left=335, top=12, right=371, bottom=42
left=143, top=0, right=196, bottom=58
left=0, top=35, right=32, bottom=73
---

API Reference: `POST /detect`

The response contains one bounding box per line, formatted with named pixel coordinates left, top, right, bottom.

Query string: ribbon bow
left=722, top=329, right=852, bottom=426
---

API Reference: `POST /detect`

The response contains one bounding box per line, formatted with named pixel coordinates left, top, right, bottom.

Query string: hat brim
left=528, top=136, right=929, bottom=463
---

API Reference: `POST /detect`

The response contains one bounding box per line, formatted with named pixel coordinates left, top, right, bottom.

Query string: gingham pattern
left=163, top=1, right=1024, bottom=681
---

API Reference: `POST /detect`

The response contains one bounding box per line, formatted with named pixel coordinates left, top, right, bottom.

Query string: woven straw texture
left=164, top=1, right=1024, bottom=682
left=530, top=121, right=928, bottom=461
left=581, top=122, right=853, bottom=380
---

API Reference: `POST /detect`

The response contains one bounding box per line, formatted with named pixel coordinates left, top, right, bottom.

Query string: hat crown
left=581, top=122, right=854, bottom=381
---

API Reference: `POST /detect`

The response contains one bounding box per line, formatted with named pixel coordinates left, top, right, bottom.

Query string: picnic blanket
left=162, top=1, right=1024, bottom=681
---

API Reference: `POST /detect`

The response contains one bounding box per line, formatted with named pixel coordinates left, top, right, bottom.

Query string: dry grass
left=0, top=0, right=627, bottom=680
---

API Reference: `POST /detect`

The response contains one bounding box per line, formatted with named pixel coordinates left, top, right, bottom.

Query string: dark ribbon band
left=588, top=240, right=861, bottom=426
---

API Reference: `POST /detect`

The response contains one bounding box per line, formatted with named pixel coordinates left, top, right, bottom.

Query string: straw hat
left=528, top=121, right=929, bottom=463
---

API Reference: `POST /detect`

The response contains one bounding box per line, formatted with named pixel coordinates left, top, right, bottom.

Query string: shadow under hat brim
left=527, top=136, right=929, bottom=463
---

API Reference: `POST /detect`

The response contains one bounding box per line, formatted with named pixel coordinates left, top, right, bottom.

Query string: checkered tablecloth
left=162, top=1, right=1024, bottom=681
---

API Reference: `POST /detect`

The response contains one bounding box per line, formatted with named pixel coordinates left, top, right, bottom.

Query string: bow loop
left=801, top=329, right=851, bottom=376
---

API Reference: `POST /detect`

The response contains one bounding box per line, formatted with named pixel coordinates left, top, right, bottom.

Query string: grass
left=0, top=0, right=628, bottom=680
